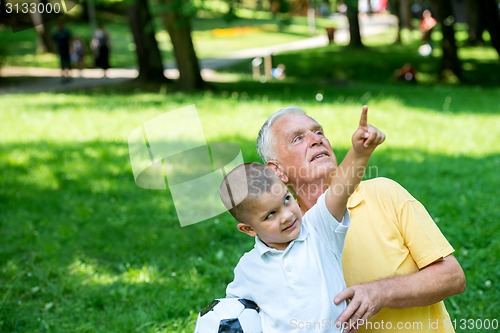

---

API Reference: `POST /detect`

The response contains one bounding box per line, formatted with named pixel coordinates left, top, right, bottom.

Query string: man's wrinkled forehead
left=271, top=113, right=321, bottom=136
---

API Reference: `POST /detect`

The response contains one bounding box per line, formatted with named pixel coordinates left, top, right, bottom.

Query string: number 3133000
left=4, top=2, right=62, bottom=14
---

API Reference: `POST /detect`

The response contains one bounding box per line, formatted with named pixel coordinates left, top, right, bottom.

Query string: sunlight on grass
left=459, top=46, right=499, bottom=61
left=69, top=260, right=119, bottom=285
left=2, top=17, right=500, bottom=330
left=1, top=89, right=499, bottom=332
left=69, top=260, right=168, bottom=285
left=193, top=27, right=314, bottom=58
left=1, top=91, right=498, bottom=159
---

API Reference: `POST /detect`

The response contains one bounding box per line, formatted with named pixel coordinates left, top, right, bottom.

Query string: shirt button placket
left=283, top=253, right=296, bottom=283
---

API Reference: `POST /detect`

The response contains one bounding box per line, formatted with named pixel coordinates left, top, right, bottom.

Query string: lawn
left=1, top=79, right=499, bottom=333
left=1, top=8, right=500, bottom=333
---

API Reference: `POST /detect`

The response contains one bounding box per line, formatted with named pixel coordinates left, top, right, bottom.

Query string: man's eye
left=292, top=136, right=302, bottom=143
left=315, top=130, right=323, bottom=135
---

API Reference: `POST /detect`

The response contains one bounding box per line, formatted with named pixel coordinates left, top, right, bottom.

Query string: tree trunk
left=480, top=0, right=500, bottom=58
left=227, top=0, right=236, bottom=15
left=399, top=0, right=412, bottom=30
left=31, top=0, right=54, bottom=53
left=126, top=0, right=168, bottom=82
left=464, top=0, right=484, bottom=45
left=432, top=0, right=462, bottom=81
left=345, top=0, right=364, bottom=47
left=388, top=0, right=402, bottom=43
left=158, top=0, right=206, bottom=91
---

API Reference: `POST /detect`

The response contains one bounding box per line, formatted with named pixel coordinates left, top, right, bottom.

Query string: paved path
left=0, top=14, right=396, bottom=94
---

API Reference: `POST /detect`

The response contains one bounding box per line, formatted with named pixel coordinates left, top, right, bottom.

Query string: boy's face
left=238, top=182, right=302, bottom=251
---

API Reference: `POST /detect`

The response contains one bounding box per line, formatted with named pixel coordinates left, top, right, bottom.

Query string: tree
left=224, top=0, right=239, bottom=21
left=399, top=0, right=413, bottom=30
left=345, top=0, right=363, bottom=47
left=157, top=0, right=206, bottom=91
left=431, top=0, right=462, bottom=81
left=30, top=0, right=54, bottom=53
left=388, top=0, right=401, bottom=43
left=126, top=0, right=169, bottom=82
left=388, top=0, right=411, bottom=44
left=479, top=0, right=500, bottom=58
left=30, top=0, right=81, bottom=54
left=464, top=0, right=484, bottom=45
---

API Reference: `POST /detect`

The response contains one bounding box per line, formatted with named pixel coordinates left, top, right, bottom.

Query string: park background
left=1, top=0, right=499, bottom=332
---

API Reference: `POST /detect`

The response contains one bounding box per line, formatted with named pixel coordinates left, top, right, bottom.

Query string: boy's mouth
left=282, top=219, right=297, bottom=232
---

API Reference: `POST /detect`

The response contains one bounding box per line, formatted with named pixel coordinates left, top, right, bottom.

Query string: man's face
left=270, top=113, right=338, bottom=186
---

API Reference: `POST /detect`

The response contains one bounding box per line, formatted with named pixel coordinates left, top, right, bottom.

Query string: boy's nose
left=281, top=211, right=294, bottom=224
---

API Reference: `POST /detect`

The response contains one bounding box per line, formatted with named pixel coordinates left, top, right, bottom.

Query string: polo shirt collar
left=255, top=224, right=309, bottom=257
left=347, top=190, right=363, bottom=209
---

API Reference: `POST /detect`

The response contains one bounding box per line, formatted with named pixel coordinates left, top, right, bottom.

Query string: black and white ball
left=194, top=298, right=262, bottom=333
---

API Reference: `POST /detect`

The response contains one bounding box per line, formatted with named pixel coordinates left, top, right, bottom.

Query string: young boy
left=219, top=108, right=385, bottom=332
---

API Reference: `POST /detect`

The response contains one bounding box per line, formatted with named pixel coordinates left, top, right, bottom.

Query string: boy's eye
left=284, top=195, right=291, bottom=204
left=265, top=211, right=275, bottom=220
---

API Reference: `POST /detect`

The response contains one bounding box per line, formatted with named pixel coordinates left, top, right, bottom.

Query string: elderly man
left=256, top=106, right=465, bottom=333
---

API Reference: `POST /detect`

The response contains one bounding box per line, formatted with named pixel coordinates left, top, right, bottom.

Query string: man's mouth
left=310, top=152, right=329, bottom=162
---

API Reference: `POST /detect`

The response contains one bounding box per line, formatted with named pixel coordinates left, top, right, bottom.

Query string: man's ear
left=266, top=161, right=289, bottom=184
left=237, top=223, right=257, bottom=237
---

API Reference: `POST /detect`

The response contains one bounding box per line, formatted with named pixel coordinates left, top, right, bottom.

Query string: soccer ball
left=194, top=298, right=262, bottom=333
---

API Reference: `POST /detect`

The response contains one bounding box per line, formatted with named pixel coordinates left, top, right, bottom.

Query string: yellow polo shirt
left=343, top=177, right=455, bottom=333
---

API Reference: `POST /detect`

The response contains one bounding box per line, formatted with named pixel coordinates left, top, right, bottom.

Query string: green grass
left=1, top=10, right=500, bottom=333
left=1, top=79, right=499, bottom=332
left=222, top=37, right=500, bottom=86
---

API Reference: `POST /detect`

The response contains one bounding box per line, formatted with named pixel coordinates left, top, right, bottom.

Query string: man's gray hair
left=256, top=106, right=306, bottom=163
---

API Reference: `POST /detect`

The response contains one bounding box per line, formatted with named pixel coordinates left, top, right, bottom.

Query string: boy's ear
left=237, top=223, right=257, bottom=237
left=266, top=161, right=289, bottom=184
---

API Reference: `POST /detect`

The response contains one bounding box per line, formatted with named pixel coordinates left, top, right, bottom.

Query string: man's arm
left=335, top=254, right=466, bottom=333
left=326, top=106, right=385, bottom=220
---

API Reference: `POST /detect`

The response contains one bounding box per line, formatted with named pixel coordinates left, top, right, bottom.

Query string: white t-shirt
left=226, top=191, right=350, bottom=332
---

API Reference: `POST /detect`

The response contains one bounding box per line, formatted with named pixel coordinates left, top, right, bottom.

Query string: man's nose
left=307, top=131, right=323, bottom=147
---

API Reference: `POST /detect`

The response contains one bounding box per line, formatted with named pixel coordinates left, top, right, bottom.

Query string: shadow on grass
left=1, top=137, right=499, bottom=332
left=207, top=79, right=500, bottom=115
left=38, top=73, right=497, bottom=118
left=0, top=69, right=500, bottom=115
left=282, top=43, right=500, bottom=86
left=218, top=41, right=500, bottom=89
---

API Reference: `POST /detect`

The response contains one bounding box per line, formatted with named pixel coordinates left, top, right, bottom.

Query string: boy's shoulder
left=235, top=242, right=262, bottom=266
